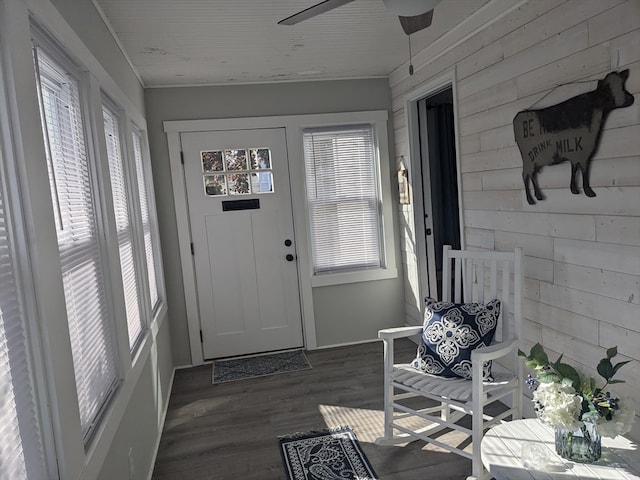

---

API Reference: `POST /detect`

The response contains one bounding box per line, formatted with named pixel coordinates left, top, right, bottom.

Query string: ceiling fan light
left=382, top=0, right=442, bottom=17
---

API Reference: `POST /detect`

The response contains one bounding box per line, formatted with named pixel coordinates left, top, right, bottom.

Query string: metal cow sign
left=513, top=70, right=634, bottom=205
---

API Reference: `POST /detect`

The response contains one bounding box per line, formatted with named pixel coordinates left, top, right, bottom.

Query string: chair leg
left=466, top=471, right=491, bottom=480
left=381, top=338, right=394, bottom=440
left=441, top=402, right=450, bottom=423
left=468, top=446, right=491, bottom=480
left=471, top=410, right=487, bottom=480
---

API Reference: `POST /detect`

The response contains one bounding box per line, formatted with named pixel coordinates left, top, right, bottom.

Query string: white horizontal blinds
left=103, top=105, right=143, bottom=351
left=0, top=154, right=48, bottom=479
left=303, top=125, right=382, bottom=274
left=34, top=46, right=119, bottom=441
left=132, top=130, right=159, bottom=311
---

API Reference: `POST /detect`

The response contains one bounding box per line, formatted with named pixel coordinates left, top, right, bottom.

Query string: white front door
left=181, top=128, right=303, bottom=359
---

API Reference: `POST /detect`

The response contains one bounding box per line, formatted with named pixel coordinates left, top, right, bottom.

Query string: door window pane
left=202, top=150, right=223, bottom=172
left=224, top=149, right=248, bottom=171
left=204, top=174, right=227, bottom=196
left=250, top=148, right=271, bottom=169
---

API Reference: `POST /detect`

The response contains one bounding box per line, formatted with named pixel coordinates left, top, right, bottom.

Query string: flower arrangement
left=519, top=344, right=635, bottom=438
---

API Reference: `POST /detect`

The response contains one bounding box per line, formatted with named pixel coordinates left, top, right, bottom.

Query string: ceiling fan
left=278, top=0, right=443, bottom=35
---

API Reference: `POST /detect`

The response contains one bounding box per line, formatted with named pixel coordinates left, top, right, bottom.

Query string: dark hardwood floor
left=151, top=339, right=481, bottom=479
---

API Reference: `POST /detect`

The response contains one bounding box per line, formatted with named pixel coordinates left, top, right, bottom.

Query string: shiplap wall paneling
left=390, top=0, right=640, bottom=440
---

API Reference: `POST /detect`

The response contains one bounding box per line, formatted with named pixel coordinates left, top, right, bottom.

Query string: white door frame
left=404, top=70, right=466, bottom=308
left=164, top=111, right=388, bottom=365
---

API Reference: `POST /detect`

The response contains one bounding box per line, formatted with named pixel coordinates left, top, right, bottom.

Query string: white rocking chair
left=376, top=246, right=523, bottom=480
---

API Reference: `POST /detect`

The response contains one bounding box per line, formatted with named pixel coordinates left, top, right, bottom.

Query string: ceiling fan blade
left=278, top=0, right=356, bottom=25
left=398, top=8, right=433, bottom=35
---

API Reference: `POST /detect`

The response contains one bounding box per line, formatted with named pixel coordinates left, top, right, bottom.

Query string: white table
left=481, top=418, right=640, bottom=479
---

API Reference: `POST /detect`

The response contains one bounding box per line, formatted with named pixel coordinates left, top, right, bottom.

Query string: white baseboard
left=314, top=337, right=380, bottom=350
left=174, top=360, right=212, bottom=370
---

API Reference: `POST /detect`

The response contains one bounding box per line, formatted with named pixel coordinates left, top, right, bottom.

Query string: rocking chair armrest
left=378, top=326, right=422, bottom=340
left=471, top=339, right=519, bottom=363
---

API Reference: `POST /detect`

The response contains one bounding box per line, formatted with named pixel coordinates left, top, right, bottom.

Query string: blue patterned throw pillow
left=411, top=298, right=501, bottom=380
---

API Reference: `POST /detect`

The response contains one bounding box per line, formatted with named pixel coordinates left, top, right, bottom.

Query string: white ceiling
left=94, top=0, right=491, bottom=87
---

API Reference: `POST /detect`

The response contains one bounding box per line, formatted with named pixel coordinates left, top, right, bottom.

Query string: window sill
left=310, top=267, right=398, bottom=287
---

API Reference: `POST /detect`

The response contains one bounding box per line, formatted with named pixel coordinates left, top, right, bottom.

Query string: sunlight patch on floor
left=317, top=403, right=474, bottom=454
left=318, top=404, right=384, bottom=443
left=164, top=397, right=234, bottom=430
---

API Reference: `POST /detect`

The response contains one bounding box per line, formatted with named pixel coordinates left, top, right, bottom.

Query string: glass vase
left=554, top=421, right=601, bottom=463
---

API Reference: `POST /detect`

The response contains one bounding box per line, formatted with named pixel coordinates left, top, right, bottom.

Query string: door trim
left=165, top=111, right=389, bottom=365
left=166, top=130, right=205, bottom=363
left=404, top=70, right=466, bottom=309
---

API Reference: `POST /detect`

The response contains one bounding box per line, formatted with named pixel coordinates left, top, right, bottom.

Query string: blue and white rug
left=279, top=426, right=379, bottom=480
left=212, top=349, right=311, bottom=384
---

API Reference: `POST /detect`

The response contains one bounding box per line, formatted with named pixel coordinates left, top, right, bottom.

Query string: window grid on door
left=201, top=147, right=274, bottom=196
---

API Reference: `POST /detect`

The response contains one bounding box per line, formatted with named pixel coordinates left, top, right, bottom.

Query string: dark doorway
left=417, top=87, right=460, bottom=299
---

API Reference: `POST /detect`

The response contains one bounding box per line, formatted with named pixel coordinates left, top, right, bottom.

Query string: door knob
left=286, top=254, right=295, bottom=262
left=284, top=239, right=292, bottom=247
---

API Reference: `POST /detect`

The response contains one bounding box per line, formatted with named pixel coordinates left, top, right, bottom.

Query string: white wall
left=144, top=80, right=405, bottom=365
left=50, top=0, right=144, bottom=113
left=392, top=0, right=640, bottom=440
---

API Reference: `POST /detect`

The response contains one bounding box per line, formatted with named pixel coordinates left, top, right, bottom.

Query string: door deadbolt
left=286, top=254, right=295, bottom=262
left=284, top=239, right=292, bottom=247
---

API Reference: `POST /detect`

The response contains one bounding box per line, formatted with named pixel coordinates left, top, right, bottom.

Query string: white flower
left=595, top=400, right=636, bottom=438
left=533, top=381, right=583, bottom=431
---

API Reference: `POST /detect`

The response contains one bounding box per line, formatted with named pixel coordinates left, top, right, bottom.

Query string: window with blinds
left=132, top=128, right=160, bottom=312
left=103, top=104, right=144, bottom=352
left=34, top=45, right=120, bottom=443
left=0, top=132, right=50, bottom=480
left=303, top=125, right=383, bottom=274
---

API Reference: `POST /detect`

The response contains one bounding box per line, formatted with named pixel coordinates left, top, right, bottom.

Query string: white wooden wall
left=391, top=0, right=640, bottom=440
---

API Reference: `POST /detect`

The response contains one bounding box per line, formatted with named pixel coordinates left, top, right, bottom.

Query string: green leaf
left=597, top=358, right=614, bottom=381
left=553, top=353, right=564, bottom=368
left=556, top=363, right=581, bottom=391
left=606, top=346, right=618, bottom=359
left=525, top=359, right=539, bottom=369
left=518, top=349, right=527, bottom=358
left=531, top=343, right=549, bottom=364
left=612, top=360, right=631, bottom=376
left=537, top=372, right=559, bottom=384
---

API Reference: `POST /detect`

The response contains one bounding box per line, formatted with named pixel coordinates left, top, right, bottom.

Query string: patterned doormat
left=212, top=349, right=311, bottom=384
left=279, top=426, right=379, bottom=480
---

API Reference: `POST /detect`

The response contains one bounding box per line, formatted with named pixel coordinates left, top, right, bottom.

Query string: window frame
left=0, top=48, right=58, bottom=479
left=300, top=113, right=397, bottom=288
left=102, top=95, right=147, bottom=354
left=33, top=33, right=124, bottom=445
left=303, top=123, right=385, bottom=277
left=130, top=123, right=166, bottom=318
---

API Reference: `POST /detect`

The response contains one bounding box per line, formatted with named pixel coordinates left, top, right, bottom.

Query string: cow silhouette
left=513, top=70, right=634, bottom=205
